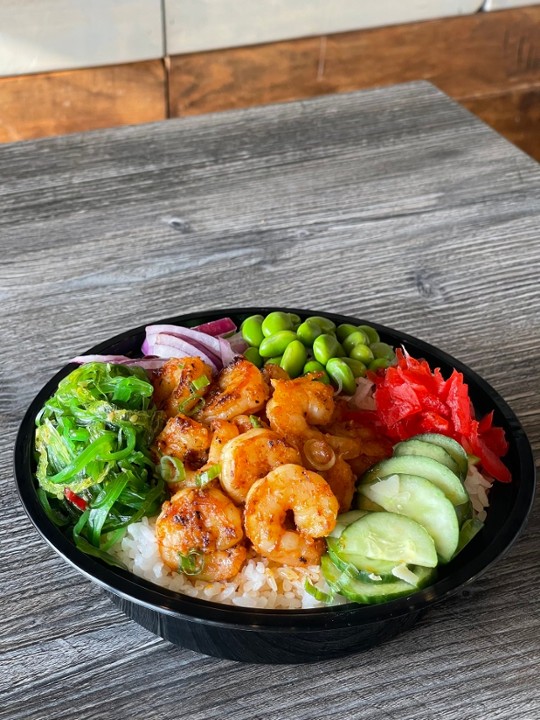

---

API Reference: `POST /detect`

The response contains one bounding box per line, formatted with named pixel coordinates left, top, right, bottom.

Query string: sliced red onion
left=145, top=324, right=241, bottom=369
left=192, top=317, right=237, bottom=337
left=142, top=335, right=220, bottom=373
left=146, top=324, right=223, bottom=358
left=69, top=355, right=167, bottom=371
left=224, top=331, right=248, bottom=355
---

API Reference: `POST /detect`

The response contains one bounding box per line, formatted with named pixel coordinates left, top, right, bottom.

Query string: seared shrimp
left=207, top=420, right=239, bottom=465
left=320, top=455, right=356, bottom=513
left=195, top=356, right=269, bottom=422
left=244, top=464, right=338, bottom=566
left=152, top=357, right=213, bottom=418
left=154, top=414, right=211, bottom=489
left=325, top=419, right=393, bottom=476
left=156, top=485, right=246, bottom=581
left=265, top=376, right=334, bottom=450
left=220, top=428, right=301, bottom=503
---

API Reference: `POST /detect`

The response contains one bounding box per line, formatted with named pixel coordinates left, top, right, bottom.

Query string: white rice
left=111, top=516, right=345, bottom=609
left=111, top=461, right=493, bottom=609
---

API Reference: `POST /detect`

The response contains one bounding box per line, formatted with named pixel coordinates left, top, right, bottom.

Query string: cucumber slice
left=455, top=499, right=473, bottom=526
left=413, top=433, right=469, bottom=480
left=328, top=510, right=367, bottom=538
left=359, top=474, right=459, bottom=564
left=326, top=536, right=397, bottom=580
left=356, top=495, right=385, bottom=513
left=456, top=517, right=484, bottom=554
left=393, top=439, right=461, bottom=478
left=362, top=455, right=469, bottom=506
left=321, top=554, right=436, bottom=605
left=338, top=511, right=438, bottom=568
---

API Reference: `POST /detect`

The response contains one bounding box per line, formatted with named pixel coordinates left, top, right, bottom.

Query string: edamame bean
left=241, top=314, right=265, bottom=347
left=265, top=355, right=283, bottom=366
left=243, top=347, right=263, bottom=368
left=303, top=360, right=331, bottom=384
left=259, top=330, right=298, bottom=357
left=341, top=357, right=367, bottom=377
left=296, top=319, right=324, bottom=346
left=357, top=324, right=380, bottom=344
left=307, top=316, right=336, bottom=333
left=336, top=324, right=359, bottom=342
left=261, top=312, right=294, bottom=337
left=313, top=333, right=343, bottom=366
left=342, top=330, right=369, bottom=355
left=326, top=358, right=357, bottom=395
left=369, top=358, right=392, bottom=371
left=280, top=340, right=306, bottom=378
left=349, top=343, right=374, bottom=364
left=288, top=313, right=302, bottom=328
left=370, top=342, right=395, bottom=361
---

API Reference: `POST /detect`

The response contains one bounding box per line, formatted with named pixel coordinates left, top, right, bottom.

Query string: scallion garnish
left=190, top=376, right=210, bottom=392
left=195, top=463, right=221, bottom=488
left=178, top=550, right=205, bottom=576
left=304, top=578, right=334, bottom=604
left=160, top=455, right=186, bottom=485
left=249, top=415, right=262, bottom=428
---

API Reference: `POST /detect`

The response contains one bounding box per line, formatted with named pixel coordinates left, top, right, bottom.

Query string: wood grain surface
left=169, top=6, right=540, bottom=161
left=0, top=60, right=167, bottom=143
left=1, top=82, right=539, bottom=719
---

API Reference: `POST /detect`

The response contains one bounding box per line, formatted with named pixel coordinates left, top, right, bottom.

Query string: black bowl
left=14, top=308, right=536, bottom=663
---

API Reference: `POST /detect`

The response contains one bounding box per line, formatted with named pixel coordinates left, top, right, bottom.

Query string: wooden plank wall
left=0, top=7, right=538, bottom=161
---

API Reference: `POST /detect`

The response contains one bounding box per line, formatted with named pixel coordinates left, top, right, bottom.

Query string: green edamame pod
left=288, top=313, right=302, bottom=328
left=313, top=333, right=343, bottom=366
left=341, top=357, right=367, bottom=378
left=241, top=315, right=265, bottom=347
left=243, top=347, right=263, bottom=368
left=349, top=343, right=374, bottom=364
left=369, top=358, right=392, bottom=371
left=259, top=330, right=298, bottom=357
left=306, top=316, right=336, bottom=333
left=370, top=342, right=395, bottom=361
left=280, top=340, right=306, bottom=378
left=336, top=324, right=359, bottom=342
left=303, top=360, right=331, bottom=384
left=326, top=358, right=357, bottom=395
left=265, top=355, right=283, bottom=366
left=357, top=324, right=380, bottom=344
left=261, top=312, right=294, bottom=337
left=296, top=319, right=324, bottom=347
left=342, top=330, right=369, bottom=355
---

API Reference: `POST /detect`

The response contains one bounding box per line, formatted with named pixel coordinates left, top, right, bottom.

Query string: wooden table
left=2, top=81, right=539, bottom=719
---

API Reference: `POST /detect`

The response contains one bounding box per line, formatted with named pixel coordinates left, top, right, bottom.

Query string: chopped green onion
left=160, top=455, right=186, bottom=485
left=195, top=463, right=221, bottom=488
left=178, top=550, right=205, bottom=576
left=190, top=376, right=210, bottom=392
left=304, top=578, right=334, bottom=604
left=249, top=415, right=262, bottom=428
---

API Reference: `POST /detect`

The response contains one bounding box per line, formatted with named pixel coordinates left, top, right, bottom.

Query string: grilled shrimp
left=244, top=464, right=338, bottom=566
left=156, top=485, right=246, bottom=581
left=207, top=420, right=239, bottom=465
left=320, top=455, right=356, bottom=513
left=220, top=428, right=301, bottom=503
left=152, top=357, right=213, bottom=418
left=195, top=356, right=269, bottom=422
left=155, top=414, right=211, bottom=466
left=265, top=375, right=334, bottom=449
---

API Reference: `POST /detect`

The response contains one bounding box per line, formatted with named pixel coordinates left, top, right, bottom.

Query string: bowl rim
left=14, top=306, right=536, bottom=631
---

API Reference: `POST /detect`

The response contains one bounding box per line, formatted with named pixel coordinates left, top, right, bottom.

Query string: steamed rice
left=111, top=463, right=492, bottom=608
left=111, top=516, right=346, bottom=609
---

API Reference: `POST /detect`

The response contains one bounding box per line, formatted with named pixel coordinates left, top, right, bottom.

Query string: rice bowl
left=14, top=308, right=535, bottom=663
